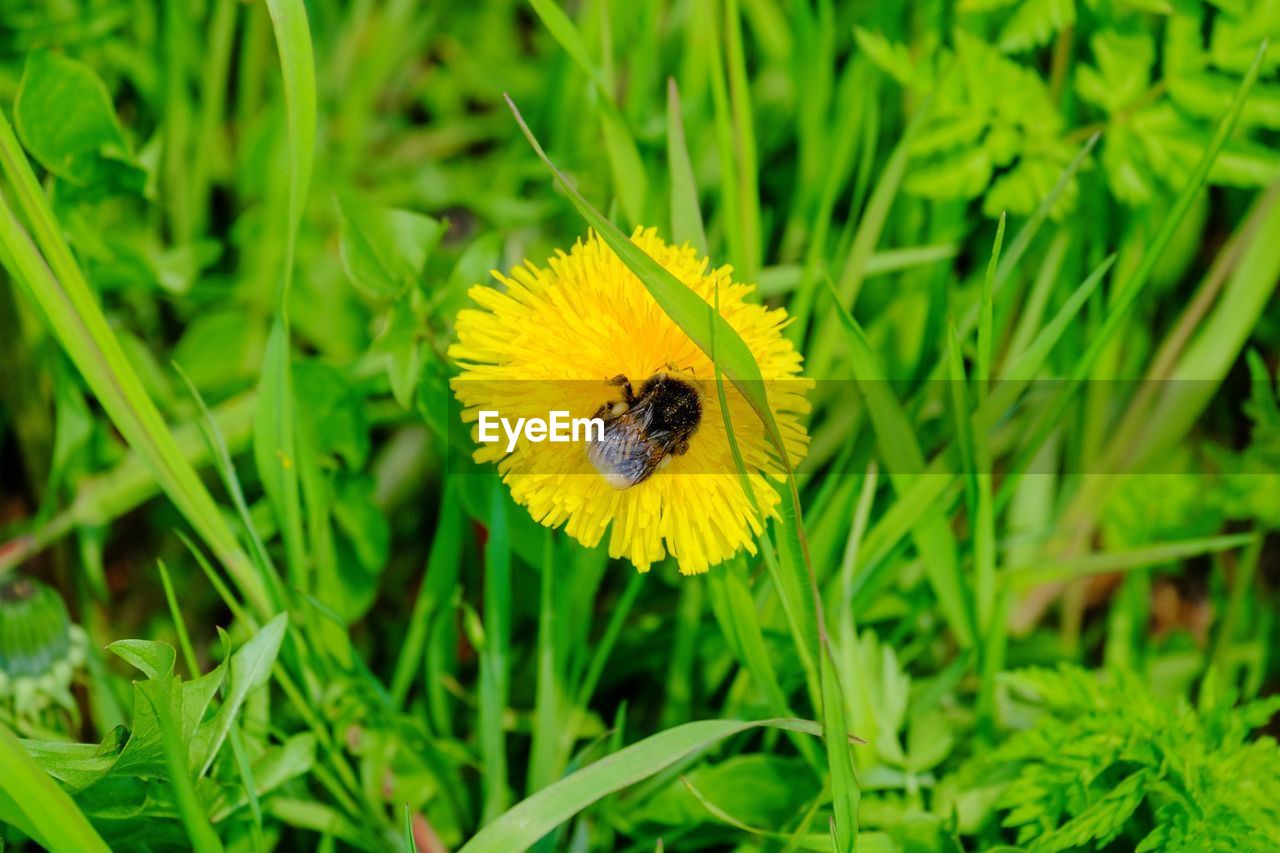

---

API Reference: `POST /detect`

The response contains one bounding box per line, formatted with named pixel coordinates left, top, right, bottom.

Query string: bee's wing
left=586, top=414, right=664, bottom=489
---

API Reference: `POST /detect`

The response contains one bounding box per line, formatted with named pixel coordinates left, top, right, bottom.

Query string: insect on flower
left=588, top=369, right=703, bottom=490
left=449, top=227, right=811, bottom=574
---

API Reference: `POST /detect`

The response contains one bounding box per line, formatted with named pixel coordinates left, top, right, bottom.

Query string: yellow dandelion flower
left=448, top=227, right=810, bottom=574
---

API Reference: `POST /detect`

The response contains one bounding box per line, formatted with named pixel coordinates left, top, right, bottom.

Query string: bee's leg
left=593, top=400, right=628, bottom=421
left=662, top=361, right=696, bottom=375
left=607, top=374, right=636, bottom=405
left=673, top=437, right=690, bottom=456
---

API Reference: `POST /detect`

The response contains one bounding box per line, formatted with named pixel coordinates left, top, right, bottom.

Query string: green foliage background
left=0, top=0, right=1279, bottom=850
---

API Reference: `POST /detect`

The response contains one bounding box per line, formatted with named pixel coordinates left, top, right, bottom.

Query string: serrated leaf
left=854, top=27, right=930, bottom=89
left=905, top=147, right=994, bottom=199
left=1076, top=30, right=1155, bottom=113
left=998, top=0, right=1076, bottom=53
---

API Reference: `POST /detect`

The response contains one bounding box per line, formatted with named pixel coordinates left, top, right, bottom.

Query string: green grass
left=1, top=2, right=1280, bottom=851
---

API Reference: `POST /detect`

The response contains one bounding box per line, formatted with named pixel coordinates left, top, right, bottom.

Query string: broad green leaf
left=28, top=640, right=187, bottom=788
left=373, top=298, right=423, bottom=408
left=172, top=309, right=269, bottom=394
left=107, top=639, right=177, bottom=681
left=293, top=361, right=369, bottom=468
left=637, top=754, right=818, bottom=826
left=336, top=193, right=442, bottom=300
left=14, top=48, right=143, bottom=192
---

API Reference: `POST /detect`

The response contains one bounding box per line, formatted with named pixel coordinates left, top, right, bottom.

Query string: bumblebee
left=587, top=370, right=702, bottom=489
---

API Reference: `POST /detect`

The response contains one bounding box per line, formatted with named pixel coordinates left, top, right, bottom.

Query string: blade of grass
left=990, top=134, right=1100, bottom=304
left=529, top=532, right=562, bottom=792
left=722, top=0, right=761, bottom=281
left=785, top=55, right=872, bottom=349
left=820, top=277, right=973, bottom=646
left=148, top=686, right=225, bottom=852
left=561, top=572, right=643, bottom=767
left=953, top=134, right=1100, bottom=345
left=666, top=78, right=708, bottom=255
left=1005, top=534, right=1257, bottom=588
left=173, top=368, right=283, bottom=604
left=704, top=560, right=819, bottom=768
left=660, top=577, right=704, bottom=729
left=0, top=721, right=110, bottom=852
left=527, top=0, right=648, bottom=225
left=460, top=718, right=839, bottom=853
left=158, top=559, right=201, bottom=676
left=838, top=462, right=877, bottom=769
left=708, top=276, right=823, bottom=758
left=1005, top=229, right=1069, bottom=364
left=976, top=214, right=1006, bottom=403
left=0, top=391, right=256, bottom=578
left=257, top=0, right=317, bottom=597
left=162, top=0, right=194, bottom=243
left=711, top=280, right=858, bottom=848
left=974, top=217, right=1004, bottom=645
left=190, top=0, right=238, bottom=237
left=819, top=643, right=859, bottom=853
left=391, top=480, right=463, bottom=710
left=262, top=0, right=315, bottom=303
left=479, top=479, right=512, bottom=824
left=833, top=96, right=931, bottom=311
left=700, top=0, right=743, bottom=270
left=254, top=319, right=308, bottom=590
left=996, top=41, right=1269, bottom=515
left=851, top=252, right=1114, bottom=606
left=228, top=726, right=265, bottom=842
